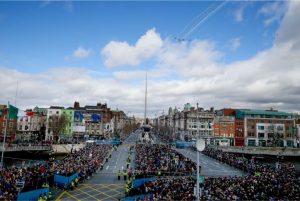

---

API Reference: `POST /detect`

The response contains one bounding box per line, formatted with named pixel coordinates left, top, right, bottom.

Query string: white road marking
left=106, top=165, right=109, bottom=170
left=122, top=166, right=124, bottom=170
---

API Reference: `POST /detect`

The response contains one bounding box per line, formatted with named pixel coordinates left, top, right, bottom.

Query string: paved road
left=175, top=148, right=244, bottom=177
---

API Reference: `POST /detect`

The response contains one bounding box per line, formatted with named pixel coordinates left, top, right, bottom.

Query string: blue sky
left=1, top=1, right=299, bottom=116
left=0, top=1, right=279, bottom=73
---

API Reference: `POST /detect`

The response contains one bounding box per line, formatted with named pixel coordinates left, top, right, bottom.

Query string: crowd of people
left=129, top=177, right=196, bottom=201
left=135, top=144, right=196, bottom=177
left=54, top=144, right=112, bottom=179
left=153, top=131, right=175, bottom=143
left=0, top=144, right=112, bottom=200
left=201, top=148, right=300, bottom=200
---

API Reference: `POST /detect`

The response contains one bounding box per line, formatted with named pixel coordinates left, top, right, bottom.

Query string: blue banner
left=124, top=194, right=153, bottom=201
left=74, top=111, right=84, bottom=122
left=17, top=187, right=49, bottom=201
left=95, top=139, right=120, bottom=145
left=91, top=113, right=101, bottom=123
left=175, top=141, right=194, bottom=149
left=132, top=178, right=157, bottom=188
left=54, top=173, right=78, bottom=188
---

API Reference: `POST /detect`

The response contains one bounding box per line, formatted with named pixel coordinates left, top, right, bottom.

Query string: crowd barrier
left=123, top=194, right=153, bottom=201
left=54, top=173, right=79, bottom=188
left=17, top=187, right=49, bottom=201
left=96, top=139, right=120, bottom=145
left=175, top=141, right=194, bottom=148
left=133, top=178, right=157, bottom=188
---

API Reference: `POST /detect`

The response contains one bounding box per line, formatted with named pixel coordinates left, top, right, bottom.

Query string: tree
left=48, top=114, right=69, bottom=142
left=38, top=124, right=46, bottom=141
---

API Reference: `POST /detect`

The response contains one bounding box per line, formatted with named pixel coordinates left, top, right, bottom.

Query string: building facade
left=45, top=106, right=64, bottom=141
left=157, top=103, right=214, bottom=143
left=62, top=108, right=74, bottom=138
left=213, top=116, right=235, bottom=146
left=0, top=105, right=18, bottom=143
left=235, top=109, right=295, bottom=147
left=17, top=109, right=47, bottom=142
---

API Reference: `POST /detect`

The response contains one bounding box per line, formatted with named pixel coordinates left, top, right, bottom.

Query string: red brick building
left=0, top=105, right=17, bottom=143
left=213, top=116, right=235, bottom=146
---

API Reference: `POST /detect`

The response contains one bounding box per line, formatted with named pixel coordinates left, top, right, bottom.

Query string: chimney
left=74, top=101, right=80, bottom=109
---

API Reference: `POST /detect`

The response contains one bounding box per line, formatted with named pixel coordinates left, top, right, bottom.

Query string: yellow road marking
left=82, top=185, right=119, bottom=201
left=65, top=191, right=82, bottom=201
left=104, top=184, right=124, bottom=193
left=76, top=188, right=101, bottom=201
left=96, top=184, right=124, bottom=196
left=56, top=190, right=81, bottom=201
left=72, top=188, right=99, bottom=197
left=55, top=191, right=66, bottom=201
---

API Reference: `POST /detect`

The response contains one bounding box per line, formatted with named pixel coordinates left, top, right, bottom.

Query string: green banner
left=9, top=104, right=18, bottom=120
left=290, top=127, right=296, bottom=137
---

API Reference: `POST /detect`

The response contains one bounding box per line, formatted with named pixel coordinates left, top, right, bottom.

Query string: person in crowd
left=0, top=144, right=112, bottom=200
left=129, top=177, right=196, bottom=201
left=134, top=144, right=196, bottom=177
left=199, top=148, right=300, bottom=201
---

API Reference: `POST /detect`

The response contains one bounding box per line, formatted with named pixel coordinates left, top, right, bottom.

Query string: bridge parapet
left=0, top=145, right=51, bottom=152
left=214, top=146, right=300, bottom=156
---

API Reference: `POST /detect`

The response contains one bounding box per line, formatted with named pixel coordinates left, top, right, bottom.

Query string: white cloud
left=1, top=1, right=300, bottom=117
left=101, top=28, right=163, bottom=68
left=259, top=1, right=287, bottom=26
left=234, top=5, right=245, bottom=22
left=229, top=37, right=241, bottom=51
left=73, top=47, right=91, bottom=59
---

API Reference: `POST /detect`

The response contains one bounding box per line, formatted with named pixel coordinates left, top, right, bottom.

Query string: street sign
left=198, top=176, right=205, bottom=184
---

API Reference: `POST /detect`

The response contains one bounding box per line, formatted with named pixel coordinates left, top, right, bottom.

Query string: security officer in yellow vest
left=38, top=194, right=43, bottom=201
left=43, top=193, right=48, bottom=201
left=125, top=184, right=129, bottom=196
left=75, top=177, right=79, bottom=187
left=42, top=182, right=49, bottom=188
left=117, top=170, right=121, bottom=180
left=48, top=192, right=52, bottom=200
left=71, top=180, right=75, bottom=190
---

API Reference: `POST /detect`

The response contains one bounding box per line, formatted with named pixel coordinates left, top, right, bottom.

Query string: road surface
left=175, top=148, right=244, bottom=177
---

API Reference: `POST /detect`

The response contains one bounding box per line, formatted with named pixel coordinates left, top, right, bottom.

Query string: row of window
left=257, top=125, right=284, bottom=130
left=188, top=125, right=212, bottom=129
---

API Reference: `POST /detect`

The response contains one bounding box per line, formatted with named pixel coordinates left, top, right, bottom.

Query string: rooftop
left=237, top=109, right=292, bottom=116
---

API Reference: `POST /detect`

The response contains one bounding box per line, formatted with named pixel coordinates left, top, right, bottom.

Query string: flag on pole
left=8, top=104, right=18, bottom=120
left=26, top=111, right=35, bottom=117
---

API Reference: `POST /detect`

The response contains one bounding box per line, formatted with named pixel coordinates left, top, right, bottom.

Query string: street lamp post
left=196, top=103, right=199, bottom=201
left=196, top=139, right=205, bottom=201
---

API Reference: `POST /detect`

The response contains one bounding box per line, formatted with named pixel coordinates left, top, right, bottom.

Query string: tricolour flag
left=8, top=104, right=18, bottom=120
left=26, top=111, right=35, bottom=117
